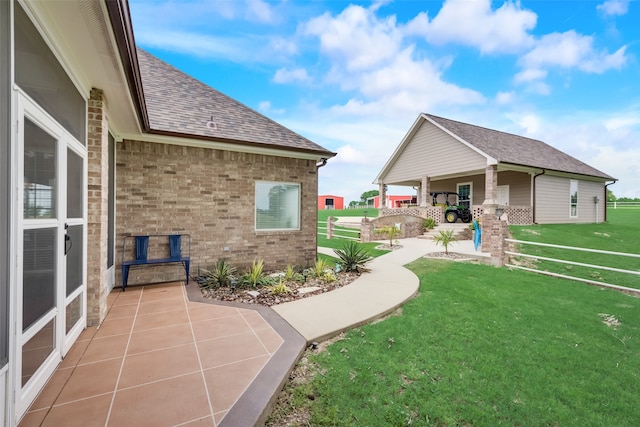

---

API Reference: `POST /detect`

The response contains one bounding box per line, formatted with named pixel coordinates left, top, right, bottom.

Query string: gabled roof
left=424, top=114, right=613, bottom=180
left=136, top=49, right=334, bottom=158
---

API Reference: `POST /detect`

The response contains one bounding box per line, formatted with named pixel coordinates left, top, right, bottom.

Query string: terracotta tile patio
left=18, top=282, right=306, bottom=427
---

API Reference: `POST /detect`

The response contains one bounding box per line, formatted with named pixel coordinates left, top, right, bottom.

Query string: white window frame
left=569, top=179, right=578, bottom=218
left=255, top=181, right=301, bottom=231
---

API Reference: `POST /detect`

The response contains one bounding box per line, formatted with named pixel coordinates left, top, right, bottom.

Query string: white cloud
left=514, top=68, right=547, bottom=83
left=258, top=101, right=285, bottom=115
left=520, top=31, right=628, bottom=74
left=405, top=0, right=537, bottom=54
left=246, top=0, right=274, bottom=23
left=597, top=0, right=629, bottom=16
left=273, top=68, right=310, bottom=83
left=304, top=4, right=402, bottom=71
left=495, top=91, right=514, bottom=105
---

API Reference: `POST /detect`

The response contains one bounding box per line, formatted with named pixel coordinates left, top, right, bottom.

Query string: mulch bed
left=199, top=271, right=361, bottom=306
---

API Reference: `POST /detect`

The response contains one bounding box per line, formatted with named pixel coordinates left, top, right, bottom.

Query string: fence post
left=327, top=216, right=334, bottom=239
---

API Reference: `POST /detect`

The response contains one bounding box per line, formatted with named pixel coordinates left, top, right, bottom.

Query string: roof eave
left=104, top=0, right=149, bottom=131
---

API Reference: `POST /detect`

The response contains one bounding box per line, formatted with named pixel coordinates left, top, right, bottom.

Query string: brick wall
left=116, top=140, right=319, bottom=285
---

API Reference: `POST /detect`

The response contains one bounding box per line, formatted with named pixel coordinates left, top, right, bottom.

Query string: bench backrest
left=124, top=234, right=190, bottom=262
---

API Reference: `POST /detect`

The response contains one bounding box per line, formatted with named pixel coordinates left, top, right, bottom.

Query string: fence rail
left=318, top=220, right=360, bottom=241
left=607, top=201, right=640, bottom=208
left=505, top=238, right=640, bottom=294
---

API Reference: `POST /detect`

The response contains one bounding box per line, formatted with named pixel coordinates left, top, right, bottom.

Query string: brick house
left=1, top=1, right=333, bottom=423
left=374, top=113, right=616, bottom=225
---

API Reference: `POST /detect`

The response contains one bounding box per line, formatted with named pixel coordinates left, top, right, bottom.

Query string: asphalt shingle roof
left=425, top=114, right=614, bottom=180
left=137, top=49, right=334, bottom=157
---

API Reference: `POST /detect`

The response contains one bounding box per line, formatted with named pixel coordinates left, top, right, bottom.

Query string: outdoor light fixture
left=496, top=207, right=504, bottom=220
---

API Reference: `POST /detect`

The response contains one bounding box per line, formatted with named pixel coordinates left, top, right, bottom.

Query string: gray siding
left=535, top=175, right=606, bottom=223
left=498, top=171, right=531, bottom=206
left=384, top=121, right=487, bottom=184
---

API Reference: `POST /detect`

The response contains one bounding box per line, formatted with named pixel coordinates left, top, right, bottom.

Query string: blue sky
left=129, top=0, right=640, bottom=203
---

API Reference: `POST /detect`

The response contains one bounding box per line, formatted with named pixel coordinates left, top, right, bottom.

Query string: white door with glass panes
left=15, top=94, right=87, bottom=418
left=456, top=183, right=472, bottom=209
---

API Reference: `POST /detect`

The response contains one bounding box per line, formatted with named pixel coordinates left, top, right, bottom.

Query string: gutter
left=532, top=169, right=546, bottom=224
left=604, top=180, right=617, bottom=222
left=316, top=158, right=328, bottom=168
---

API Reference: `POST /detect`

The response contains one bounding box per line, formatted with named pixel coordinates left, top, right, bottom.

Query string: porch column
left=419, top=176, right=430, bottom=207
left=379, top=183, right=386, bottom=208
left=86, top=88, right=110, bottom=326
left=483, top=164, right=498, bottom=205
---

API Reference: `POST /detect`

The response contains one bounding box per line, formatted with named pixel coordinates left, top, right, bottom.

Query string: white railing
left=505, top=238, right=640, bottom=294
left=607, top=201, right=640, bottom=208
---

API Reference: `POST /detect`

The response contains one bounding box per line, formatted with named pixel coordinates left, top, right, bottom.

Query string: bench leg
left=122, top=265, right=129, bottom=292
left=184, top=260, right=190, bottom=285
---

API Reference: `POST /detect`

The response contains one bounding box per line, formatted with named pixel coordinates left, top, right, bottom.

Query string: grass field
left=272, top=208, right=640, bottom=426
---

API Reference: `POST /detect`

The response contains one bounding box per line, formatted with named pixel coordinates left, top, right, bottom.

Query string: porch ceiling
left=22, top=1, right=141, bottom=138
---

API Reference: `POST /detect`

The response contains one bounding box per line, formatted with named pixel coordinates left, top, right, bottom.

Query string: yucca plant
left=265, top=280, right=292, bottom=295
left=283, top=264, right=303, bottom=282
left=433, top=229, right=456, bottom=254
left=200, top=259, right=237, bottom=289
left=333, top=240, right=373, bottom=273
left=310, top=258, right=331, bottom=278
left=241, top=259, right=272, bottom=288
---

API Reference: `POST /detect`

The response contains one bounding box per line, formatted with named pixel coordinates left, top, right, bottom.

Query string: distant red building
left=318, top=195, right=344, bottom=210
left=371, top=195, right=417, bottom=208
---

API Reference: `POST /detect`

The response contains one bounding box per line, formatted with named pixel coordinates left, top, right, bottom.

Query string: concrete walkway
left=273, top=237, right=488, bottom=343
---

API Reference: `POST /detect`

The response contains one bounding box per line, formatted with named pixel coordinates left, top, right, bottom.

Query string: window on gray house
left=570, top=180, right=578, bottom=217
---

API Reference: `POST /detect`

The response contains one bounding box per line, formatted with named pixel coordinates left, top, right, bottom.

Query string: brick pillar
left=86, top=88, right=109, bottom=326
left=360, top=218, right=374, bottom=242
left=419, top=176, right=430, bottom=207
left=483, top=164, right=498, bottom=205
left=481, top=212, right=509, bottom=266
left=379, top=183, right=386, bottom=208
left=327, top=216, right=334, bottom=239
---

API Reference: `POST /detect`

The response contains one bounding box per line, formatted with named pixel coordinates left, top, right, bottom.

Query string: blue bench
left=121, top=234, right=191, bottom=291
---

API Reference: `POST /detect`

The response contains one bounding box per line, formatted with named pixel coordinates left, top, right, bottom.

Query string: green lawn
left=317, top=208, right=388, bottom=258
left=300, top=260, right=640, bottom=426
left=510, top=208, right=640, bottom=289
left=270, top=209, right=640, bottom=426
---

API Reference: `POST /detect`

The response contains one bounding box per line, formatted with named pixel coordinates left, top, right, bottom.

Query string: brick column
left=86, top=88, right=109, bottom=326
left=360, top=218, right=374, bottom=242
left=483, top=164, right=498, bottom=205
left=419, top=176, right=430, bottom=207
left=379, top=183, right=386, bottom=208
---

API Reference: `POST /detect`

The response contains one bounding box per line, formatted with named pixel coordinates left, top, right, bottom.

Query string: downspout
left=532, top=169, right=545, bottom=224
left=604, top=180, right=617, bottom=222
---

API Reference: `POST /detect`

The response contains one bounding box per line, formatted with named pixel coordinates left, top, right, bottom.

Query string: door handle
left=64, top=223, right=72, bottom=255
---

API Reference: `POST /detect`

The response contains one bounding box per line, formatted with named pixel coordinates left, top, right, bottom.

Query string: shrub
left=423, top=217, right=436, bottom=230
left=200, top=259, right=237, bottom=289
left=333, top=240, right=373, bottom=273
left=283, top=264, right=303, bottom=282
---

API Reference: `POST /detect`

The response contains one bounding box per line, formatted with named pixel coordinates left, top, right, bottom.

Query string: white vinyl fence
left=505, top=239, right=640, bottom=294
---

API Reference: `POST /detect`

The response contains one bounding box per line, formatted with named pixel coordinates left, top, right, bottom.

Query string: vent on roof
left=206, top=116, right=217, bottom=130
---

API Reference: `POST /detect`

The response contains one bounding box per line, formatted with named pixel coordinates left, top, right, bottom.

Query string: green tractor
left=430, top=191, right=472, bottom=223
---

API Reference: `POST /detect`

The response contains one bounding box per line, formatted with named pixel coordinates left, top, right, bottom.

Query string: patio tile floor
left=18, top=281, right=306, bottom=427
